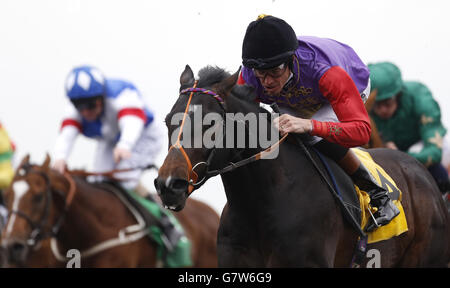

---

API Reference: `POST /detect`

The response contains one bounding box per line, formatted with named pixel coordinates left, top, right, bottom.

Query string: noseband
left=169, top=81, right=224, bottom=194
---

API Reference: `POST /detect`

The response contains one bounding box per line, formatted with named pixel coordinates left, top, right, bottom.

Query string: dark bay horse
left=0, top=155, right=219, bottom=268
left=155, top=65, right=450, bottom=267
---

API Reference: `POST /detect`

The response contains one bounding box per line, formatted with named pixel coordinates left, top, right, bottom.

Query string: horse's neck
left=220, top=141, right=324, bottom=215
left=220, top=150, right=283, bottom=209
left=56, top=180, right=123, bottom=250
left=220, top=95, right=332, bottom=217
left=220, top=95, right=282, bottom=205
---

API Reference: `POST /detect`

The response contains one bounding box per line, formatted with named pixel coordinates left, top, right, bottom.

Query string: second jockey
left=53, top=65, right=163, bottom=190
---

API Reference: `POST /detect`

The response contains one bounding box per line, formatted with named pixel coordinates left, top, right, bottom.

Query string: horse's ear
left=18, top=154, right=30, bottom=169
left=42, top=153, right=51, bottom=170
left=365, top=89, right=378, bottom=112
left=180, top=65, right=195, bottom=86
left=217, top=67, right=240, bottom=97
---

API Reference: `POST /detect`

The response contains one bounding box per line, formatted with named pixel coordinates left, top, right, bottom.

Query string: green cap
left=368, top=62, right=403, bottom=101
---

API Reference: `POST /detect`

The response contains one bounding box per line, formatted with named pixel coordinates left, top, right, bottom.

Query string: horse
left=0, top=154, right=219, bottom=268
left=154, top=65, right=450, bottom=267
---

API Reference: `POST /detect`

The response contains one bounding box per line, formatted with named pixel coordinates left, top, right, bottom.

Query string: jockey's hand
left=273, top=114, right=313, bottom=136
left=113, top=146, right=132, bottom=163
left=385, top=141, right=398, bottom=150
left=53, top=159, right=67, bottom=174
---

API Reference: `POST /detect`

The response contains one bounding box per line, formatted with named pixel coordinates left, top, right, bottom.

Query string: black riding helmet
left=242, top=15, right=299, bottom=70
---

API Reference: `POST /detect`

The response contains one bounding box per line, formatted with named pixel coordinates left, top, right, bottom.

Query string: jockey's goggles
left=253, top=63, right=287, bottom=79
left=70, top=95, right=103, bottom=111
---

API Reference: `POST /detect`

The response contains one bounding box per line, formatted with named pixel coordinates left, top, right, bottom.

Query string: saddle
left=313, top=147, right=408, bottom=244
left=93, top=181, right=192, bottom=267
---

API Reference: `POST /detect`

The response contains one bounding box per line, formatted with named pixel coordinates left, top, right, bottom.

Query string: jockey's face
left=254, top=63, right=291, bottom=96
left=78, top=98, right=103, bottom=121
left=373, top=96, right=398, bottom=120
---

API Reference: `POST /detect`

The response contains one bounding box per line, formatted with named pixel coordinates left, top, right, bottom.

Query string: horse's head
left=154, top=65, right=244, bottom=211
left=155, top=65, right=279, bottom=212
left=0, top=154, right=74, bottom=266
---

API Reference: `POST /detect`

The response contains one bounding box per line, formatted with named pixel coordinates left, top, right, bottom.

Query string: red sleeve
left=61, top=119, right=82, bottom=132
left=117, top=108, right=147, bottom=122
left=237, top=71, right=246, bottom=85
left=310, top=66, right=371, bottom=147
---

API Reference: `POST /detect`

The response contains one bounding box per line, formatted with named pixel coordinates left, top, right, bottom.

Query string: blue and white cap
left=65, top=65, right=105, bottom=100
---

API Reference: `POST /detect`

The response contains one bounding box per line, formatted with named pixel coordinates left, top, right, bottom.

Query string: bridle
left=7, top=164, right=76, bottom=248
left=6, top=165, right=156, bottom=263
left=170, top=81, right=288, bottom=195
left=169, top=81, right=227, bottom=194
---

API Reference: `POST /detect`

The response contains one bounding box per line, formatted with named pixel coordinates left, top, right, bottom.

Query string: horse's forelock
left=173, top=65, right=259, bottom=118
left=197, top=66, right=230, bottom=87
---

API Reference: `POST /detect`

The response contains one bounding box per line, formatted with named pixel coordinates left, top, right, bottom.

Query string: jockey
left=239, top=15, right=399, bottom=231
left=52, top=65, right=163, bottom=191
left=368, top=62, right=450, bottom=196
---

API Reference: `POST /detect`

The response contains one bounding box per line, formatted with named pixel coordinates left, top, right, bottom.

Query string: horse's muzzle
left=3, top=239, right=29, bottom=265
left=154, top=176, right=189, bottom=211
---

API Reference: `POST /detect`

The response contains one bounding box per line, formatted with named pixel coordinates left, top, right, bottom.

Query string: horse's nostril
left=170, top=179, right=189, bottom=192
left=154, top=178, right=160, bottom=192
left=8, top=240, right=29, bottom=263
left=11, top=242, right=26, bottom=253
left=154, top=177, right=167, bottom=195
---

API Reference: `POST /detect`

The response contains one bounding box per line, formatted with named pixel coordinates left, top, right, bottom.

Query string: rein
left=204, top=133, right=288, bottom=178
left=66, top=164, right=159, bottom=181
left=49, top=172, right=77, bottom=238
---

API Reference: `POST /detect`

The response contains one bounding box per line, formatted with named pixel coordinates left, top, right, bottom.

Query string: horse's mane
left=197, top=65, right=259, bottom=106
left=197, top=66, right=230, bottom=87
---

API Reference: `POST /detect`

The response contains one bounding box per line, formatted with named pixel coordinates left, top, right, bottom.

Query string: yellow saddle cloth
left=352, top=148, right=408, bottom=244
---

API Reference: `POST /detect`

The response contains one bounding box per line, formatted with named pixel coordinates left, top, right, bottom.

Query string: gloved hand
left=53, top=159, right=67, bottom=174
left=273, top=114, right=313, bottom=135
left=113, top=146, right=132, bottom=163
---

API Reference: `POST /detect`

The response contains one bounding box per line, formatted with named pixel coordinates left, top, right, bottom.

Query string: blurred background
left=1, top=0, right=449, bottom=213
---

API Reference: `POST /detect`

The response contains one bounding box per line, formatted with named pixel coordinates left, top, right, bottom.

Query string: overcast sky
left=1, top=0, right=449, bottom=213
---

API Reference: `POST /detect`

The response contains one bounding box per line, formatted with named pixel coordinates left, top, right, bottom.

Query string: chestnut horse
left=155, top=65, right=450, bottom=267
left=0, top=155, right=219, bottom=268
